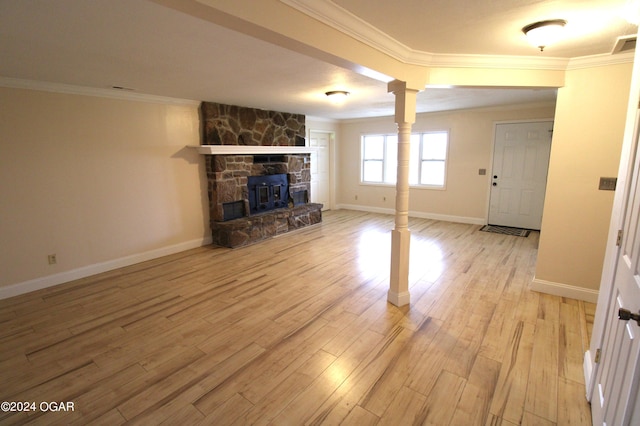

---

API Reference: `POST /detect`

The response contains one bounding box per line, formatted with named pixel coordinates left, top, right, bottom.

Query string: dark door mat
left=480, top=225, right=531, bottom=237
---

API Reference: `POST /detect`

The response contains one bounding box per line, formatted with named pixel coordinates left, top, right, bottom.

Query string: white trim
left=567, top=51, right=636, bottom=70
left=428, top=53, right=569, bottom=70
left=530, top=277, right=599, bottom=303
left=190, top=145, right=314, bottom=155
left=280, top=0, right=634, bottom=71
left=0, top=236, right=212, bottom=300
left=281, top=0, right=423, bottom=65
left=336, top=204, right=396, bottom=216
left=584, top=349, right=594, bottom=402
left=0, top=77, right=200, bottom=106
left=335, top=204, right=485, bottom=225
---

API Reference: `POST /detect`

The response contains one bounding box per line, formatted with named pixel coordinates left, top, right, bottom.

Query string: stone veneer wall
left=201, top=101, right=305, bottom=146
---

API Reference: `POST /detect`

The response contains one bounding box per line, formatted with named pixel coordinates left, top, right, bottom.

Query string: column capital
left=387, top=79, right=421, bottom=124
left=387, top=79, right=423, bottom=95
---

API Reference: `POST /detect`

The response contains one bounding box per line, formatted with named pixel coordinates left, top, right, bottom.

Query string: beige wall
left=0, top=87, right=208, bottom=293
left=306, top=117, right=340, bottom=135
left=1, top=61, right=632, bottom=303
left=336, top=103, right=557, bottom=222
left=535, top=62, right=633, bottom=296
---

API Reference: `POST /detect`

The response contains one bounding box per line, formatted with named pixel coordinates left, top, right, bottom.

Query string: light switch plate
left=599, top=177, right=617, bottom=191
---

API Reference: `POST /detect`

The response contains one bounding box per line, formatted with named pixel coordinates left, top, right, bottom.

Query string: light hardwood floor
left=0, top=210, right=595, bottom=425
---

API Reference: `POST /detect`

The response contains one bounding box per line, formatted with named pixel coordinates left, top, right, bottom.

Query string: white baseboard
left=0, top=236, right=212, bottom=300
left=335, top=204, right=485, bottom=225
left=530, top=277, right=599, bottom=303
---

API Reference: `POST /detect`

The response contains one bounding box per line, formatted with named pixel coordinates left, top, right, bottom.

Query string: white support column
left=387, top=80, right=419, bottom=307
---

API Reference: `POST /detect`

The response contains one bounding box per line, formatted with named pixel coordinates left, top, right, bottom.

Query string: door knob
left=492, top=182, right=497, bottom=186
left=493, top=175, right=498, bottom=179
left=618, top=308, right=640, bottom=326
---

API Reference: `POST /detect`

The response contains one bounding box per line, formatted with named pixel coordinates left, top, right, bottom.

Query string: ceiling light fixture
left=522, top=19, right=567, bottom=51
left=325, top=90, right=350, bottom=99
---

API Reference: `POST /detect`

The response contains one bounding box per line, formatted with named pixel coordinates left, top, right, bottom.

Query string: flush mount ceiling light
left=522, top=19, right=567, bottom=51
left=325, top=90, right=350, bottom=99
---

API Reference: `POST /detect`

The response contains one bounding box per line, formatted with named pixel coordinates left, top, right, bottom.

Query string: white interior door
left=489, top=121, right=552, bottom=230
left=591, top=110, right=640, bottom=426
left=309, top=130, right=331, bottom=210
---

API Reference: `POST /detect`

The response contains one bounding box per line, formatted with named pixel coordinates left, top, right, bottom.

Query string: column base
left=389, top=228, right=411, bottom=306
left=387, top=290, right=410, bottom=307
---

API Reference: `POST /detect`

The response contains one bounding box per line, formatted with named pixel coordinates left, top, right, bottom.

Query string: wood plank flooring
left=0, top=210, right=595, bottom=425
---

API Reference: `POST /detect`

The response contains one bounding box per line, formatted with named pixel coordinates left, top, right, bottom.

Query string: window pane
left=423, top=132, right=448, bottom=159
left=421, top=161, right=445, bottom=186
left=363, top=160, right=383, bottom=182
left=385, top=136, right=398, bottom=184
left=363, top=136, right=384, bottom=159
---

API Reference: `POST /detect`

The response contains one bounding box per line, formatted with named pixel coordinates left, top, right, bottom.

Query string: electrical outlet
left=48, top=254, right=57, bottom=265
left=599, top=177, right=617, bottom=191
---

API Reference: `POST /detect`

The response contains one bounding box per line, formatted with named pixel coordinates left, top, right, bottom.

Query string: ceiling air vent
left=612, top=34, right=637, bottom=54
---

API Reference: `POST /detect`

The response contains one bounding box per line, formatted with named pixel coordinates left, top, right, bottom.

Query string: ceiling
left=0, top=0, right=637, bottom=120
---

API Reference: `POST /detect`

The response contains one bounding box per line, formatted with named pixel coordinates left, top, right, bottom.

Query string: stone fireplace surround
left=200, top=102, right=323, bottom=248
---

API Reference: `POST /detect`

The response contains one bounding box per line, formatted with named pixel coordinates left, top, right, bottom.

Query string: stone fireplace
left=200, top=102, right=323, bottom=248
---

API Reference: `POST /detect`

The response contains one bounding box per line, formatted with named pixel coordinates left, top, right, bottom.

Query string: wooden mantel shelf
left=188, top=145, right=313, bottom=155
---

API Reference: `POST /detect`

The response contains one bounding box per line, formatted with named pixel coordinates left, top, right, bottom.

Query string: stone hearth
left=201, top=102, right=322, bottom=248
left=210, top=203, right=322, bottom=248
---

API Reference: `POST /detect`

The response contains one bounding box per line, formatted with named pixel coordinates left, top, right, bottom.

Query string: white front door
left=489, top=121, right=553, bottom=230
left=309, top=130, right=331, bottom=210
left=591, top=110, right=640, bottom=426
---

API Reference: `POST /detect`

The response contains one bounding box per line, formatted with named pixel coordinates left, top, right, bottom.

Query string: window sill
left=359, top=182, right=446, bottom=191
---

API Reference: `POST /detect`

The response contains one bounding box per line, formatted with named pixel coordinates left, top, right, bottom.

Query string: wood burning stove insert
left=248, top=174, right=289, bottom=214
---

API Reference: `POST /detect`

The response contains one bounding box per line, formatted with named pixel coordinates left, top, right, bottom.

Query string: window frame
left=360, top=130, right=449, bottom=190
left=360, top=134, right=398, bottom=185
left=415, top=131, right=449, bottom=189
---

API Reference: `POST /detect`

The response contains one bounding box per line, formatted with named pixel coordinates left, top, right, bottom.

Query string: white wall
left=336, top=103, right=557, bottom=223
left=0, top=87, right=209, bottom=297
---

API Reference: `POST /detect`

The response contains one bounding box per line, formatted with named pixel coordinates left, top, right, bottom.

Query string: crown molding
left=280, top=0, right=423, bottom=64
left=428, top=53, right=570, bottom=70
left=566, top=51, right=636, bottom=70
left=281, top=0, right=635, bottom=72
left=0, top=77, right=200, bottom=106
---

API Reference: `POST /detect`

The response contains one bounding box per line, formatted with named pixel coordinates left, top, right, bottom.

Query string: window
left=417, top=131, right=448, bottom=186
left=361, top=134, right=397, bottom=184
left=361, top=131, right=448, bottom=188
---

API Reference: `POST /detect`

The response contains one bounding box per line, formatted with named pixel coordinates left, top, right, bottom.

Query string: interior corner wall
left=534, top=61, right=634, bottom=300
left=336, top=103, right=557, bottom=222
left=0, top=87, right=208, bottom=297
